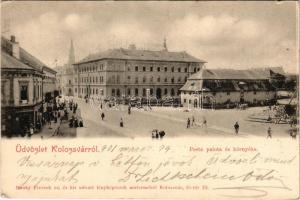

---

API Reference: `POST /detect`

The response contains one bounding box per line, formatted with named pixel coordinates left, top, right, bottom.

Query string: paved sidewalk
left=32, top=106, right=82, bottom=139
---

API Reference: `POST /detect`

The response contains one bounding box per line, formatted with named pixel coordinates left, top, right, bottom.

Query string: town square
left=1, top=1, right=298, bottom=139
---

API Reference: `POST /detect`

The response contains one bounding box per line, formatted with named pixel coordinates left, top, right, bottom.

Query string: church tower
left=68, top=39, right=75, bottom=65
left=163, top=37, right=168, bottom=51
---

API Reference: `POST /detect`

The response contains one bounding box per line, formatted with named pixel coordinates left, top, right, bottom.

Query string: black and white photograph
left=1, top=1, right=298, bottom=139
left=1, top=1, right=300, bottom=199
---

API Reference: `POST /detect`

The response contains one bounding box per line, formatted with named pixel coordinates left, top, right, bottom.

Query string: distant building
left=55, top=39, right=75, bottom=96
left=43, top=66, right=57, bottom=101
left=73, top=41, right=206, bottom=101
left=1, top=36, right=57, bottom=137
left=180, top=68, right=286, bottom=109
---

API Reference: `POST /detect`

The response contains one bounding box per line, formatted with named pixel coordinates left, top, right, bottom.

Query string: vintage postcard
left=0, top=1, right=299, bottom=199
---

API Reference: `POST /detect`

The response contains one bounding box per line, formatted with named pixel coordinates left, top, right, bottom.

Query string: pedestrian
left=54, top=111, right=57, bottom=123
left=192, top=116, right=195, bottom=126
left=234, top=122, right=239, bottom=134
left=120, top=118, right=124, bottom=127
left=79, top=119, right=83, bottom=127
left=29, top=123, right=34, bottom=137
left=267, top=127, right=272, bottom=138
left=74, top=118, right=79, bottom=128
left=202, top=117, right=207, bottom=128
left=128, top=105, right=131, bottom=115
left=187, top=118, right=190, bottom=128
left=100, top=103, right=103, bottom=110
left=101, top=112, right=105, bottom=120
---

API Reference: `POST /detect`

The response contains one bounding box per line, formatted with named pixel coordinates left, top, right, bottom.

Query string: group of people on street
left=69, top=115, right=83, bottom=128
left=186, top=116, right=207, bottom=129
left=46, top=97, right=83, bottom=136
left=151, top=129, right=166, bottom=139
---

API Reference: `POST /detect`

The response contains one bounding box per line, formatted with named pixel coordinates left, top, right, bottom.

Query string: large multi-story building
left=1, top=36, right=57, bottom=137
left=73, top=42, right=206, bottom=101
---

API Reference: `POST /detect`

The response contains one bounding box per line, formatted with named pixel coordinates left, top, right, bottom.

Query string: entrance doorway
left=156, top=88, right=162, bottom=99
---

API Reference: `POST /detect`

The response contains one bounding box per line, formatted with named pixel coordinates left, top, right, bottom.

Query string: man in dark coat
left=234, top=122, right=239, bottom=134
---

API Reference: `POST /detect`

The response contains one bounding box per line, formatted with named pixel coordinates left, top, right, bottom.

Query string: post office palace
left=71, top=41, right=206, bottom=102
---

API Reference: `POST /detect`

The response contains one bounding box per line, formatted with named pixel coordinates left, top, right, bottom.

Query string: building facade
left=1, top=36, right=57, bottom=137
left=180, top=68, right=285, bottom=109
left=73, top=43, right=206, bottom=102
left=43, top=66, right=58, bottom=101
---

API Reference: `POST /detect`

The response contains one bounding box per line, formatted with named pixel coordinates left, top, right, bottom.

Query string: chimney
left=10, top=35, right=20, bottom=59
left=11, top=35, right=16, bottom=42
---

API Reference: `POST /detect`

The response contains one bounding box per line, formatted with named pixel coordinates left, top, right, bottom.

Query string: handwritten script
left=11, top=144, right=297, bottom=198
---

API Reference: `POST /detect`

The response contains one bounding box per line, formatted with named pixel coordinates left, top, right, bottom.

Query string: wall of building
left=181, top=90, right=276, bottom=108
left=42, top=68, right=58, bottom=98
left=74, top=58, right=204, bottom=99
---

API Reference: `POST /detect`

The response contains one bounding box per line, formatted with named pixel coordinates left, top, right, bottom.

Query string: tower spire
left=68, top=39, right=75, bottom=65
left=163, top=36, right=168, bottom=51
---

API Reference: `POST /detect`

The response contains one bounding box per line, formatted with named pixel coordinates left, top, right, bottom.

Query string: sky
left=1, top=1, right=299, bottom=73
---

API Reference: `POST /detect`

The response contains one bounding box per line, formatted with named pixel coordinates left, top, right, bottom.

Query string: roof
left=43, top=65, right=57, bottom=74
left=1, top=51, right=34, bottom=70
left=180, top=80, right=203, bottom=91
left=75, top=48, right=206, bottom=64
left=180, top=68, right=278, bottom=92
left=19, top=47, right=44, bottom=72
left=1, top=37, right=48, bottom=73
left=188, top=68, right=285, bottom=80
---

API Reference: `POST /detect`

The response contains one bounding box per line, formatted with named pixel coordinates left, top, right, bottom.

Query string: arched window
left=178, top=68, right=181, bottom=72
left=164, top=88, right=168, bottom=95
left=127, top=88, right=131, bottom=96
left=194, top=68, right=197, bottom=73
left=171, top=77, right=174, bottom=83
left=171, top=88, right=175, bottom=96
left=135, top=77, right=138, bottom=84
left=143, top=76, right=146, bottom=83
left=178, top=77, right=181, bottom=82
left=171, top=67, right=174, bottom=72
left=117, top=75, right=120, bottom=84
left=116, top=89, right=120, bottom=97
left=150, top=88, right=153, bottom=95
left=143, top=88, right=146, bottom=96
left=150, top=76, right=153, bottom=83
left=164, top=77, right=168, bottom=82
left=157, top=76, right=160, bottom=82
left=177, top=89, right=180, bottom=96
left=135, top=88, right=139, bottom=96
left=112, top=89, right=115, bottom=96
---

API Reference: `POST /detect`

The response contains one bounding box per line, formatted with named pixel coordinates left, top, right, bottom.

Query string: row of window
left=77, top=63, right=200, bottom=73
left=77, top=63, right=105, bottom=73
left=74, top=87, right=180, bottom=97
left=131, top=66, right=200, bottom=73
left=111, top=88, right=180, bottom=97
left=77, top=75, right=189, bottom=84
left=75, top=87, right=104, bottom=95
left=78, top=76, right=105, bottom=84
left=129, top=76, right=188, bottom=84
